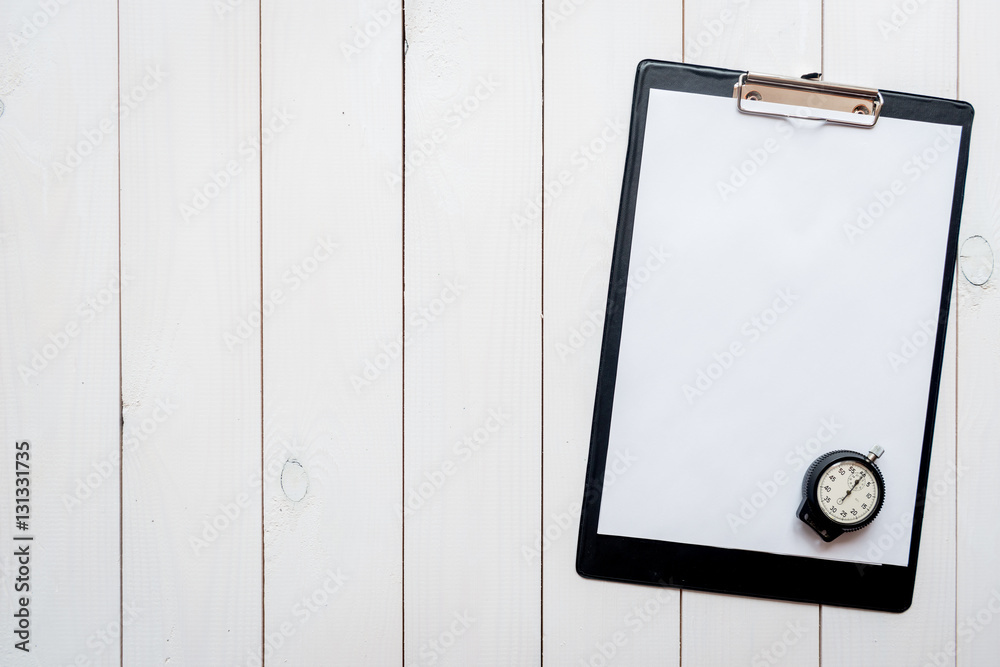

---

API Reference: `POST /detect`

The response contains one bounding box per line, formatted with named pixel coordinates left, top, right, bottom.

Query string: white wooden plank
left=956, top=2, right=1000, bottom=664
left=0, top=1, right=120, bottom=664
left=684, top=0, right=821, bottom=74
left=823, top=1, right=959, bottom=663
left=541, top=2, right=682, bottom=665
left=119, top=1, right=261, bottom=663
left=680, top=1, right=822, bottom=664
left=686, top=596, right=820, bottom=667
left=402, top=0, right=541, bottom=663
left=823, top=0, right=957, bottom=97
left=260, top=1, right=402, bottom=663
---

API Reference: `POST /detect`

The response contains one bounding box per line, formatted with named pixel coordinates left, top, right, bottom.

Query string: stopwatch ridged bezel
left=803, top=449, right=885, bottom=532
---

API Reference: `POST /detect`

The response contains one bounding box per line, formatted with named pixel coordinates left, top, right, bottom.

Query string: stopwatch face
left=814, top=459, right=881, bottom=526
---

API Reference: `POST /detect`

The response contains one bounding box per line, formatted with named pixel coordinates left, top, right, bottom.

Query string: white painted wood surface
left=0, top=2, right=120, bottom=665
left=402, top=1, right=541, bottom=664
left=119, top=1, right=262, bottom=663
left=260, top=1, right=402, bottom=664
left=1, top=1, right=997, bottom=665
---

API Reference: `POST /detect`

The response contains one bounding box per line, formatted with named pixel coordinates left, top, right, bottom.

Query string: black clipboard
left=576, top=60, right=973, bottom=612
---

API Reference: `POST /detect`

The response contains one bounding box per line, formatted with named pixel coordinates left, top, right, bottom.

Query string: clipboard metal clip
left=735, top=72, right=883, bottom=128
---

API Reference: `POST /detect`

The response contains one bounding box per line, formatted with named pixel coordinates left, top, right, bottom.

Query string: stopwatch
left=797, top=445, right=885, bottom=542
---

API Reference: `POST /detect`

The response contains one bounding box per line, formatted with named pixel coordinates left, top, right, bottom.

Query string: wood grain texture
left=684, top=0, right=821, bottom=74
left=0, top=1, right=120, bottom=664
left=957, top=1, right=1000, bottom=664
left=541, top=2, right=683, bottom=665
left=260, top=1, right=402, bottom=663
left=119, top=1, right=262, bottom=663
left=822, top=2, right=959, bottom=665
left=824, top=0, right=957, bottom=97
left=402, top=0, right=541, bottom=663
left=680, top=2, right=822, bottom=665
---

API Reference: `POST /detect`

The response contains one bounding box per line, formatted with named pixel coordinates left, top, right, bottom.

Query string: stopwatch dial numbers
left=815, top=460, right=880, bottom=526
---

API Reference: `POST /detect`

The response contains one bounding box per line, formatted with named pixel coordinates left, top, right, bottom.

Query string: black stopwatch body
left=797, top=449, right=886, bottom=542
